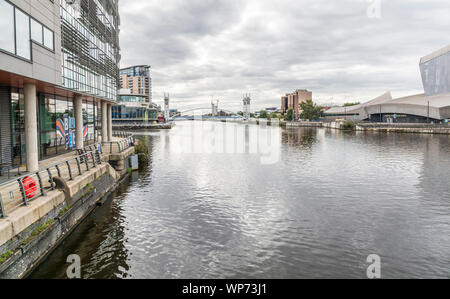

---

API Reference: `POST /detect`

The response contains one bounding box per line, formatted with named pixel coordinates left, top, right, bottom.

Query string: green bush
left=135, top=141, right=149, bottom=167
left=300, top=99, right=322, bottom=121
left=341, top=121, right=356, bottom=130
left=285, top=108, right=294, bottom=121
left=259, top=110, right=268, bottom=119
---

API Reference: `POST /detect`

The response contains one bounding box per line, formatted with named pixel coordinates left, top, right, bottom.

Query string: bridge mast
left=243, top=94, right=251, bottom=120
left=164, top=93, right=170, bottom=122
left=211, top=99, right=219, bottom=116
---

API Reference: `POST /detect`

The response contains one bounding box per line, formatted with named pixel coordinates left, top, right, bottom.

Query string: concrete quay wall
left=0, top=149, right=134, bottom=278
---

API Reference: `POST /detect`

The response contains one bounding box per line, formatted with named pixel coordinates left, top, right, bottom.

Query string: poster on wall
left=56, top=115, right=88, bottom=150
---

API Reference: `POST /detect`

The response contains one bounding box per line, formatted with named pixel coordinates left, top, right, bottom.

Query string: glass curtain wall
left=9, top=89, right=104, bottom=164
left=60, top=0, right=119, bottom=102
left=83, top=99, right=96, bottom=145
left=11, top=89, right=25, bottom=167
left=38, top=95, right=101, bottom=160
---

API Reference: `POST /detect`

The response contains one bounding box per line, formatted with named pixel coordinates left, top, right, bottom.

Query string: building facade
left=281, top=89, right=312, bottom=119
left=420, top=45, right=450, bottom=97
left=120, top=65, right=152, bottom=103
left=113, top=65, right=158, bottom=123
left=325, top=45, right=450, bottom=123
left=0, top=0, right=120, bottom=172
left=112, top=90, right=159, bottom=123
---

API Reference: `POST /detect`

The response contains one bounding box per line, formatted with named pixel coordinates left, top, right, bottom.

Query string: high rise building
left=0, top=0, right=120, bottom=172
left=120, top=65, right=152, bottom=103
left=112, top=65, right=158, bottom=123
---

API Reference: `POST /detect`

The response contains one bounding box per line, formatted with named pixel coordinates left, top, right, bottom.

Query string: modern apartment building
left=113, top=65, right=158, bottom=123
left=281, top=89, right=313, bottom=119
left=0, top=0, right=120, bottom=173
left=120, top=65, right=152, bottom=103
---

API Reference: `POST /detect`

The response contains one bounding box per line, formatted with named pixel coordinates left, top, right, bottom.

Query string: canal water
left=30, top=121, right=450, bottom=279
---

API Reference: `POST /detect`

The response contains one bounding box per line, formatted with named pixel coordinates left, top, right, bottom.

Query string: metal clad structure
left=420, top=50, right=450, bottom=97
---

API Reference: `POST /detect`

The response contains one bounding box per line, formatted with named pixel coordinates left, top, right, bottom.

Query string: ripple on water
left=29, top=123, right=450, bottom=279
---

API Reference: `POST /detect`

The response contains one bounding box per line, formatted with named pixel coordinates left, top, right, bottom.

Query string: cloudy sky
left=119, top=0, right=450, bottom=112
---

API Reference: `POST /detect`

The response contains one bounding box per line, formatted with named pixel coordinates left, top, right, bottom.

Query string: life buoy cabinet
left=22, top=176, right=37, bottom=200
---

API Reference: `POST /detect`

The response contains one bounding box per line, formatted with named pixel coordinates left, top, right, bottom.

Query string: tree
left=259, top=110, right=268, bottom=119
left=237, top=111, right=244, bottom=116
left=299, top=99, right=322, bottom=121
left=285, top=108, right=294, bottom=121
left=269, top=112, right=279, bottom=120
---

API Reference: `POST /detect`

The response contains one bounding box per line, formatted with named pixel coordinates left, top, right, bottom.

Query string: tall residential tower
left=113, top=65, right=158, bottom=123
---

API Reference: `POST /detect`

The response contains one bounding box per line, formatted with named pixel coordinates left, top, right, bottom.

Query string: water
left=30, top=121, right=450, bottom=279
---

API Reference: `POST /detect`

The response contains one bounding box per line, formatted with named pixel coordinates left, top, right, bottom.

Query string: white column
left=107, top=104, right=113, bottom=141
left=101, top=101, right=108, bottom=142
left=74, top=95, right=84, bottom=150
left=24, top=83, right=39, bottom=172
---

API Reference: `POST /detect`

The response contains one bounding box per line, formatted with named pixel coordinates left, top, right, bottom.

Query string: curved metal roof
left=325, top=91, right=450, bottom=120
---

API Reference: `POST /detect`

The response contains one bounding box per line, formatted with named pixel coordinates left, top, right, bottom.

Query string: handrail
left=0, top=149, right=102, bottom=219
left=103, top=136, right=135, bottom=154
left=112, top=131, right=134, bottom=138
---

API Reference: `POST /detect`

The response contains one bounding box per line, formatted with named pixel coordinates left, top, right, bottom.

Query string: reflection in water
left=30, top=122, right=450, bottom=279
left=28, top=181, right=131, bottom=279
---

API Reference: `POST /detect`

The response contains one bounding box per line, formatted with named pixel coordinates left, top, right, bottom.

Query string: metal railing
left=103, top=136, right=135, bottom=154
left=112, top=131, right=134, bottom=138
left=0, top=150, right=102, bottom=219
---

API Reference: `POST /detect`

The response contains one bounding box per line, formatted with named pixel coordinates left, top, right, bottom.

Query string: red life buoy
left=22, top=176, right=37, bottom=200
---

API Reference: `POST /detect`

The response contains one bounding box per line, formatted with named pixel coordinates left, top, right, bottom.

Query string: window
left=32, top=18, right=54, bottom=51
left=0, top=0, right=15, bottom=54
left=44, top=27, right=54, bottom=50
left=31, top=18, right=43, bottom=44
left=0, top=1, right=54, bottom=60
left=15, top=9, right=31, bottom=60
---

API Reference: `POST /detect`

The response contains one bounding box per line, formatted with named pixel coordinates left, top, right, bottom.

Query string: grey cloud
left=119, top=0, right=450, bottom=111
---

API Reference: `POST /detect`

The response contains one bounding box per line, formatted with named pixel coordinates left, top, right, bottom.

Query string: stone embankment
left=112, top=122, right=175, bottom=130
left=0, top=141, right=137, bottom=278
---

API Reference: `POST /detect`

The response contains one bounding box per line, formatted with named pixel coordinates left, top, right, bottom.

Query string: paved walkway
left=0, top=137, right=127, bottom=184
left=0, top=136, right=130, bottom=184
left=0, top=151, right=78, bottom=185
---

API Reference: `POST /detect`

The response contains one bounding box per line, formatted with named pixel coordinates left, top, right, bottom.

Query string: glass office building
left=0, top=0, right=120, bottom=172
left=60, top=0, right=120, bottom=102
